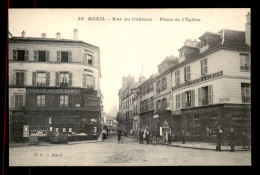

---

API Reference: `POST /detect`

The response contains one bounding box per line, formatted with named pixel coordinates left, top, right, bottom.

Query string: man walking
left=216, top=125, right=223, bottom=151
left=146, top=128, right=150, bottom=144
left=139, top=128, right=144, bottom=144
left=152, top=129, right=158, bottom=145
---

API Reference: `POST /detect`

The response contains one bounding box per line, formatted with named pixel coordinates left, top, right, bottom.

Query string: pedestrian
left=152, top=129, right=158, bottom=145
left=146, top=128, right=150, bottom=144
left=228, top=128, right=236, bottom=152
left=101, top=129, right=107, bottom=142
left=216, top=125, right=223, bottom=151
left=168, top=130, right=172, bottom=144
left=165, top=129, right=169, bottom=142
left=242, top=132, right=250, bottom=149
left=181, top=129, right=186, bottom=144
left=117, top=128, right=122, bottom=143
left=139, top=128, right=144, bottom=144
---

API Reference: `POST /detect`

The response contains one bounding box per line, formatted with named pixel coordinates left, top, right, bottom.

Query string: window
left=13, top=50, right=29, bottom=61
left=175, top=70, right=180, bottom=85
left=198, top=85, right=213, bottom=106
left=156, top=80, right=161, bottom=93
left=184, top=66, right=191, bottom=81
left=37, top=72, right=46, bottom=86
left=150, top=82, right=154, bottom=92
left=241, top=83, right=250, bottom=103
left=83, top=74, right=95, bottom=89
left=87, top=54, right=93, bottom=65
left=240, top=54, right=250, bottom=71
left=60, top=72, right=69, bottom=87
left=60, top=95, right=69, bottom=107
left=200, top=58, right=208, bottom=75
left=150, top=97, right=154, bottom=109
left=162, top=98, right=167, bottom=110
left=14, top=72, right=25, bottom=86
left=34, top=50, right=49, bottom=62
left=14, top=95, right=25, bottom=108
left=57, top=51, right=72, bottom=62
left=37, top=95, right=45, bottom=107
left=156, top=100, right=161, bottom=111
left=186, top=91, right=192, bottom=108
left=162, top=77, right=167, bottom=90
left=49, top=117, right=52, bottom=124
left=179, top=51, right=184, bottom=58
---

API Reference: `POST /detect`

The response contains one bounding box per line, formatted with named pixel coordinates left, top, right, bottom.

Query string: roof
left=178, top=45, right=199, bottom=51
left=152, top=29, right=250, bottom=82
left=198, top=31, right=221, bottom=40
left=9, top=36, right=99, bottom=49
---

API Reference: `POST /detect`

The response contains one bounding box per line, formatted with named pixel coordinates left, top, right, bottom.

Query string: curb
left=127, top=136, right=251, bottom=152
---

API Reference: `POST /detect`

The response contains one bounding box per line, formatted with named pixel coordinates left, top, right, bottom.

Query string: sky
left=9, top=8, right=250, bottom=116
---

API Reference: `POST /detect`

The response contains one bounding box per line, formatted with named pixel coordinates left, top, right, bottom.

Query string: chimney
left=21, top=30, right=26, bottom=38
left=245, top=12, right=251, bottom=46
left=73, top=29, right=78, bottom=40
left=41, top=33, right=46, bottom=38
left=56, top=32, right=61, bottom=40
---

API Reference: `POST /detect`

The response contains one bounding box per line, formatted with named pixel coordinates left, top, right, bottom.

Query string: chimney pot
left=41, top=33, right=46, bottom=38
left=21, top=30, right=26, bottom=38
left=73, top=29, right=78, bottom=40
left=56, top=32, right=61, bottom=40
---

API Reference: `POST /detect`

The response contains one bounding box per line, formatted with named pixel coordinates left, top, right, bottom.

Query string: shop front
left=156, top=110, right=171, bottom=137
left=140, top=110, right=154, bottom=130
left=181, top=104, right=251, bottom=143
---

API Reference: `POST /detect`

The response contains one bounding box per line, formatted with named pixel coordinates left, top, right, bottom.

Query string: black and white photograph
left=8, top=8, right=251, bottom=166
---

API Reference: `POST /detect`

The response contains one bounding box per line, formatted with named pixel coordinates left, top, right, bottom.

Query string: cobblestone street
left=9, top=134, right=251, bottom=166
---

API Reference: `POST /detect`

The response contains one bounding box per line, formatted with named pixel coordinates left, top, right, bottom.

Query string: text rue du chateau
left=78, top=17, right=201, bottom=22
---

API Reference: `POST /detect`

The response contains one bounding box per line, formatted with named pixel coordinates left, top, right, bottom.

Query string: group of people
left=216, top=125, right=250, bottom=152
left=101, top=128, right=110, bottom=141
left=138, top=128, right=157, bottom=145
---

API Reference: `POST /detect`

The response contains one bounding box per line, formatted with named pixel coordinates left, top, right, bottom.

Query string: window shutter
left=13, top=50, right=17, bottom=60
left=200, top=60, right=203, bottom=75
left=177, top=70, right=180, bottom=84
left=69, top=73, right=72, bottom=86
left=184, top=67, right=187, bottom=81
left=19, top=95, right=23, bottom=107
left=68, top=52, right=72, bottom=62
left=175, top=72, right=177, bottom=84
left=191, top=90, right=195, bottom=107
left=46, top=72, right=50, bottom=86
left=10, top=95, right=15, bottom=109
left=34, top=50, right=38, bottom=61
left=204, top=59, right=208, bottom=74
left=13, top=72, right=16, bottom=85
left=92, top=76, right=95, bottom=89
left=57, top=51, right=61, bottom=62
left=32, top=72, right=36, bottom=86
left=92, top=56, right=95, bottom=66
left=22, top=72, right=26, bottom=85
left=208, top=85, right=213, bottom=104
left=14, top=95, right=18, bottom=108
left=46, top=51, right=49, bottom=62
left=198, top=88, right=202, bottom=106
left=181, top=93, right=185, bottom=109
left=83, top=74, right=86, bottom=87
left=24, top=50, right=29, bottom=61
left=56, top=72, right=60, bottom=87
left=187, top=66, right=190, bottom=80
left=176, top=95, right=178, bottom=109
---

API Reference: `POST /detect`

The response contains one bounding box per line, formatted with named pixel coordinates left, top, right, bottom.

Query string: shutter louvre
left=46, top=72, right=50, bottom=86
left=32, top=72, right=36, bottom=86
left=56, top=72, right=60, bottom=87
left=92, top=76, right=95, bottom=89
left=25, top=50, right=29, bottom=61
left=69, top=95, right=73, bottom=107
left=55, top=95, right=60, bottom=108
left=22, top=95, right=26, bottom=107
left=187, top=66, right=190, bottom=80
left=69, top=73, right=72, bottom=86
left=34, top=50, right=38, bottom=61
left=208, top=85, right=213, bottom=104
left=13, top=50, right=17, bottom=60
left=181, top=93, right=185, bottom=109
left=184, top=67, right=187, bottom=81
left=191, top=90, right=195, bottom=107
left=200, top=60, right=203, bottom=75
left=57, top=51, right=61, bottom=62
left=46, top=51, right=49, bottom=62
left=68, top=52, right=72, bottom=62
left=198, top=88, right=202, bottom=106
left=13, top=72, right=16, bottom=85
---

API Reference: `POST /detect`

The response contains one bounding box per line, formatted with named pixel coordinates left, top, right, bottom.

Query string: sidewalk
left=128, top=135, right=251, bottom=151
left=9, top=139, right=101, bottom=147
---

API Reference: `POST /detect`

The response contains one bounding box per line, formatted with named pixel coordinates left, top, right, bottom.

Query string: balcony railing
left=242, top=96, right=251, bottom=103
left=240, top=66, right=250, bottom=71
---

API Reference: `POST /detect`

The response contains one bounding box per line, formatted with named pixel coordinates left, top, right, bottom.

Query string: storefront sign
left=172, top=70, right=223, bottom=91
left=183, top=106, right=219, bottom=114
left=23, top=125, right=29, bottom=137
left=28, top=89, right=80, bottom=93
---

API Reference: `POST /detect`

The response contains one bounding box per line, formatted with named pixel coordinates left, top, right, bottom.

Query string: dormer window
left=179, top=51, right=184, bottom=58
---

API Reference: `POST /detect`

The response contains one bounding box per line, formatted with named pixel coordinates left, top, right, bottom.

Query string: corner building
left=9, top=30, right=102, bottom=142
